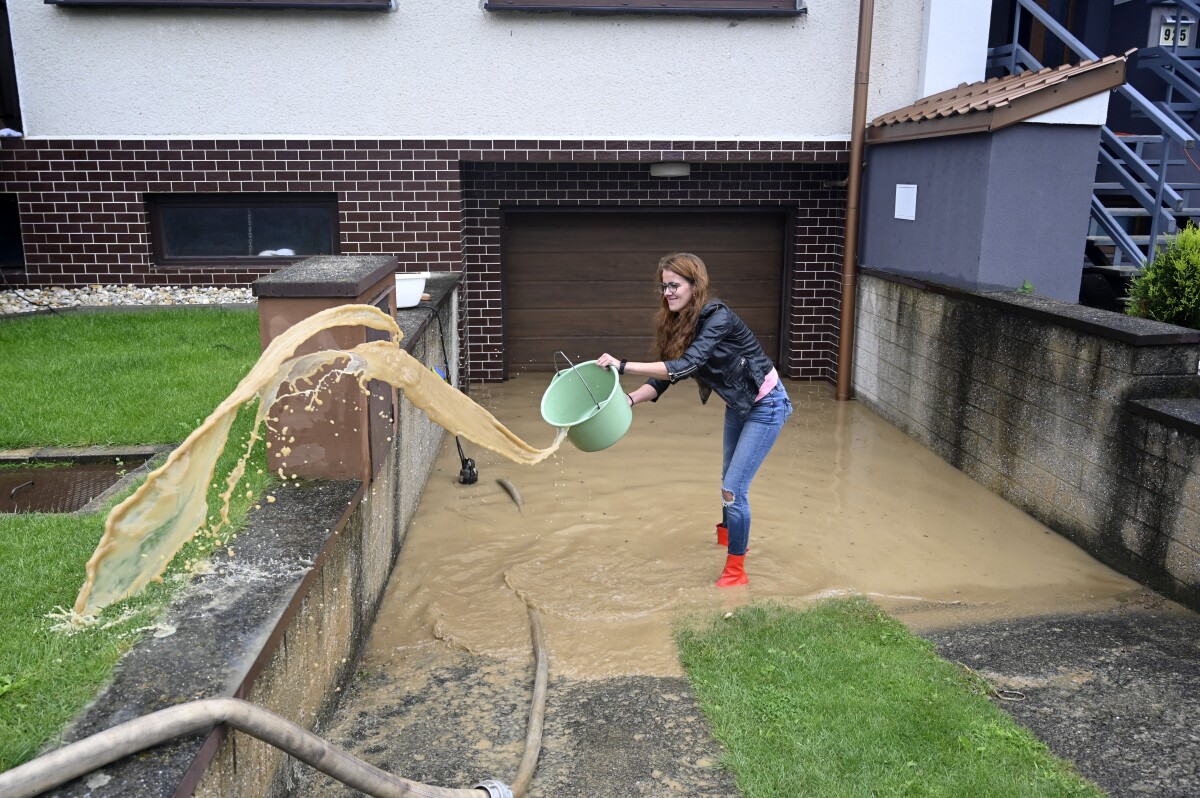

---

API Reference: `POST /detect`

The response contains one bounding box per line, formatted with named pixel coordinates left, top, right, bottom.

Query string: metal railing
left=988, top=0, right=1200, bottom=270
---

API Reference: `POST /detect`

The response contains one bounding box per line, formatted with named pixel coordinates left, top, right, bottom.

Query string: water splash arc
left=73, top=304, right=563, bottom=618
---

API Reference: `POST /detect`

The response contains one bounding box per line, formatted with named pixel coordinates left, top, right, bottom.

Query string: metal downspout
left=835, top=0, right=875, bottom=401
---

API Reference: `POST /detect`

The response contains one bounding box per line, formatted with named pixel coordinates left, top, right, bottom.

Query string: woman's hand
left=596, top=356, right=669, bottom=381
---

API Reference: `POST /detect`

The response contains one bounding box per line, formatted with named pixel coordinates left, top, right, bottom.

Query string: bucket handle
left=552, top=351, right=602, bottom=411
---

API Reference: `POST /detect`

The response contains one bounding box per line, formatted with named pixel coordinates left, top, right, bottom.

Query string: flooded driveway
left=366, top=379, right=1144, bottom=680
left=300, top=379, right=1176, bottom=798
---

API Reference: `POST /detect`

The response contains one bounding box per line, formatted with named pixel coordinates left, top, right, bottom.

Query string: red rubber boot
left=715, top=523, right=728, bottom=547
left=716, top=554, right=748, bottom=587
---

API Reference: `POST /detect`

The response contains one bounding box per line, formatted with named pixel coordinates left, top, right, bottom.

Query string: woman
left=597, top=252, right=792, bottom=587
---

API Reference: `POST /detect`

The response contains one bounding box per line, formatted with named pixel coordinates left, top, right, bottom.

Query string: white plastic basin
left=394, top=272, right=429, bottom=308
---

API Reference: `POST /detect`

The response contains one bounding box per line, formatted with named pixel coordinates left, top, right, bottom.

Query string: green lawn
left=0, top=309, right=264, bottom=447
left=0, top=308, right=270, bottom=771
left=676, top=599, right=1105, bottom=798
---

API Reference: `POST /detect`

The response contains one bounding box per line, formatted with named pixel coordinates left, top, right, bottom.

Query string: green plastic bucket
left=540, top=359, right=633, bottom=452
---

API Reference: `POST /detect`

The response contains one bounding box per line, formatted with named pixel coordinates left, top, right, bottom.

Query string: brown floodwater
left=363, top=379, right=1148, bottom=681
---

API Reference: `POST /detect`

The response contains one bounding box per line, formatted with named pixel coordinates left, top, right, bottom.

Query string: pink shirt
left=755, top=368, right=779, bottom=401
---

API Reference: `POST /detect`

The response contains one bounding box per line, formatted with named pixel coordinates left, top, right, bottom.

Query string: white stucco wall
left=8, top=1, right=941, bottom=139
left=1027, top=91, right=1113, bottom=126
left=918, top=0, right=990, bottom=96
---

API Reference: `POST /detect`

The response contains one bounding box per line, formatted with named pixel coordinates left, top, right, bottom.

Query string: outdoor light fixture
left=650, top=162, right=691, bottom=178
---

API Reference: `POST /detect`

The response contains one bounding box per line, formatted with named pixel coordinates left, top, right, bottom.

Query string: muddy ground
left=294, top=382, right=1200, bottom=797
left=924, top=595, right=1200, bottom=797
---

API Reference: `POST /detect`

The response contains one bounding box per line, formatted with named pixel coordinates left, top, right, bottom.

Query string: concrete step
left=1087, top=234, right=1171, bottom=245
left=1094, top=182, right=1200, bottom=192
left=1084, top=263, right=1143, bottom=276
left=1092, top=207, right=1200, bottom=216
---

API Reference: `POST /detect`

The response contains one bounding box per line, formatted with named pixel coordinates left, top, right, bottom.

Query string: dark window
left=0, top=194, right=24, bottom=273
left=484, top=0, right=804, bottom=14
left=45, top=0, right=391, bottom=9
left=147, top=194, right=339, bottom=268
left=0, top=2, right=21, bottom=132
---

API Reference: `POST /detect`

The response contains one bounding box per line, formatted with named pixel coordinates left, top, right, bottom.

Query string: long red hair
left=654, top=253, right=711, bottom=361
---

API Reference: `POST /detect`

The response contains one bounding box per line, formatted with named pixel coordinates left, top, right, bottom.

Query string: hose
left=0, top=698, right=486, bottom=798
left=0, top=605, right=552, bottom=798
left=511, top=605, right=548, bottom=797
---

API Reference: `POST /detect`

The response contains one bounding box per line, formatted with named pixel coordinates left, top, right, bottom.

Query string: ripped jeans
left=720, top=382, right=792, bottom=556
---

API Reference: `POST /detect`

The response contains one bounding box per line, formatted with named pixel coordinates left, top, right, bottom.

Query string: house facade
left=0, top=0, right=994, bottom=381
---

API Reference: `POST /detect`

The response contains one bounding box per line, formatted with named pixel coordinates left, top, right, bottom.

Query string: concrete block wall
left=395, top=290, right=456, bottom=550
left=202, top=295, right=453, bottom=798
left=48, top=288, right=457, bottom=798
left=1121, top=401, right=1200, bottom=596
left=196, top=483, right=377, bottom=798
left=853, top=270, right=1200, bottom=609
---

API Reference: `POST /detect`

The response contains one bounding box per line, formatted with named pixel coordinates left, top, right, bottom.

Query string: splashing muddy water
left=363, top=379, right=1148, bottom=680
left=73, top=305, right=564, bottom=618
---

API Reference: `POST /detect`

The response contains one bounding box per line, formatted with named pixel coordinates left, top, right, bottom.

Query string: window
left=0, top=194, right=23, bottom=273
left=483, top=0, right=805, bottom=14
left=45, top=0, right=392, bottom=10
left=147, top=194, right=340, bottom=268
left=0, top=2, right=20, bottom=133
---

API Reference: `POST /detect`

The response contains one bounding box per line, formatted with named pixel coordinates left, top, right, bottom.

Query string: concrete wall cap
left=253, top=255, right=399, bottom=298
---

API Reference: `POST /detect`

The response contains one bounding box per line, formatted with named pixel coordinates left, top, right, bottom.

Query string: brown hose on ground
left=510, top=604, right=549, bottom=797
left=0, top=606, right=553, bottom=798
left=0, top=698, right=489, bottom=798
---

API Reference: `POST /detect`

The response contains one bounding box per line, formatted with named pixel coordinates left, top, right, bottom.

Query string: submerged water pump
left=456, top=437, right=478, bottom=485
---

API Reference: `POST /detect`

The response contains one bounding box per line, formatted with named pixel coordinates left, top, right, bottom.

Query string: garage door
left=503, top=210, right=785, bottom=373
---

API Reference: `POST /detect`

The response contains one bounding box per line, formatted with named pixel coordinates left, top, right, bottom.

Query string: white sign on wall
left=895, top=184, right=917, bottom=221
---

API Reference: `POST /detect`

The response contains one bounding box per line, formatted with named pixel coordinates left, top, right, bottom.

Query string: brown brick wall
left=0, top=138, right=848, bottom=380
left=460, top=160, right=848, bottom=381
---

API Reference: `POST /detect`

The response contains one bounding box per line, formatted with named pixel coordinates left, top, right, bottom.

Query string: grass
left=676, top=598, right=1105, bottom=798
left=0, top=308, right=270, bottom=771
left=0, top=309, right=263, bottom=447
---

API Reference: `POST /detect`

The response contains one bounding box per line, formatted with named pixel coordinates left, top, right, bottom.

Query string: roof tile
left=871, top=54, right=1128, bottom=129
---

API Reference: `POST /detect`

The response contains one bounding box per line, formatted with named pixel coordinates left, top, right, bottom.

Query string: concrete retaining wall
left=198, top=281, right=461, bottom=798
left=47, top=277, right=461, bottom=798
left=853, top=269, right=1200, bottom=610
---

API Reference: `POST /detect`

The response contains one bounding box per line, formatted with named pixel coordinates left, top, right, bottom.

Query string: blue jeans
left=721, top=383, right=792, bottom=556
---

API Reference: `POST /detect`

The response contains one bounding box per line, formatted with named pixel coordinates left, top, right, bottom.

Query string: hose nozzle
left=474, top=779, right=513, bottom=798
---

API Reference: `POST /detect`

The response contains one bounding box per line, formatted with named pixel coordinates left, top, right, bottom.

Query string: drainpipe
left=835, top=0, right=875, bottom=401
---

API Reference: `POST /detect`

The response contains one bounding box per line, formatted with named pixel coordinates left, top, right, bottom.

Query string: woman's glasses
left=657, top=281, right=686, bottom=295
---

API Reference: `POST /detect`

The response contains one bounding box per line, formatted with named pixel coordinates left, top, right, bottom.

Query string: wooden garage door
left=504, top=210, right=785, bottom=373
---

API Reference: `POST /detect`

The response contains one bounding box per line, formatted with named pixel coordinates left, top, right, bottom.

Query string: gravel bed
left=0, top=285, right=256, bottom=316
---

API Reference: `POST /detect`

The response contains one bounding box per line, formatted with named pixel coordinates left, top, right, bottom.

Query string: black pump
left=456, top=437, right=478, bottom=485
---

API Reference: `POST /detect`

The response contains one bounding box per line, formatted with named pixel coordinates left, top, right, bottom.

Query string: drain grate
left=0, top=458, right=148, bottom=514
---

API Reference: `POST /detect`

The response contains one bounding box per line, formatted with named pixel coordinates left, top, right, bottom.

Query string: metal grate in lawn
left=0, top=459, right=148, bottom=514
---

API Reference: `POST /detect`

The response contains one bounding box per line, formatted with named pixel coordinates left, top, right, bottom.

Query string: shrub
left=1126, top=223, right=1200, bottom=329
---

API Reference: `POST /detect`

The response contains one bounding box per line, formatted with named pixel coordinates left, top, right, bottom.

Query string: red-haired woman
left=597, top=252, right=792, bottom=586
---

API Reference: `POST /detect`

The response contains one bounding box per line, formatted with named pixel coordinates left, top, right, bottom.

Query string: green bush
left=1126, top=223, right=1200, bottom=329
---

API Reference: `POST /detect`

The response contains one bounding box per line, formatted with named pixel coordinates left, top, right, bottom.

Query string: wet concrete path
left=296, top=381, right=1199, bottom=797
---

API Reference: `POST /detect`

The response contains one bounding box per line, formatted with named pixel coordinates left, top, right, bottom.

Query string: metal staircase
left=989, top=0, right=1200, bottom=278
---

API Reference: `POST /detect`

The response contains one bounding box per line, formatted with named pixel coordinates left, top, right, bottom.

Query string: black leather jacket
left=646, top=300, right=776, bottom=419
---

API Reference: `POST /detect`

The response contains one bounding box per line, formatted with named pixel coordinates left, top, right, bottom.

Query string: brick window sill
left=153, top=257, right=305, bottom=271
